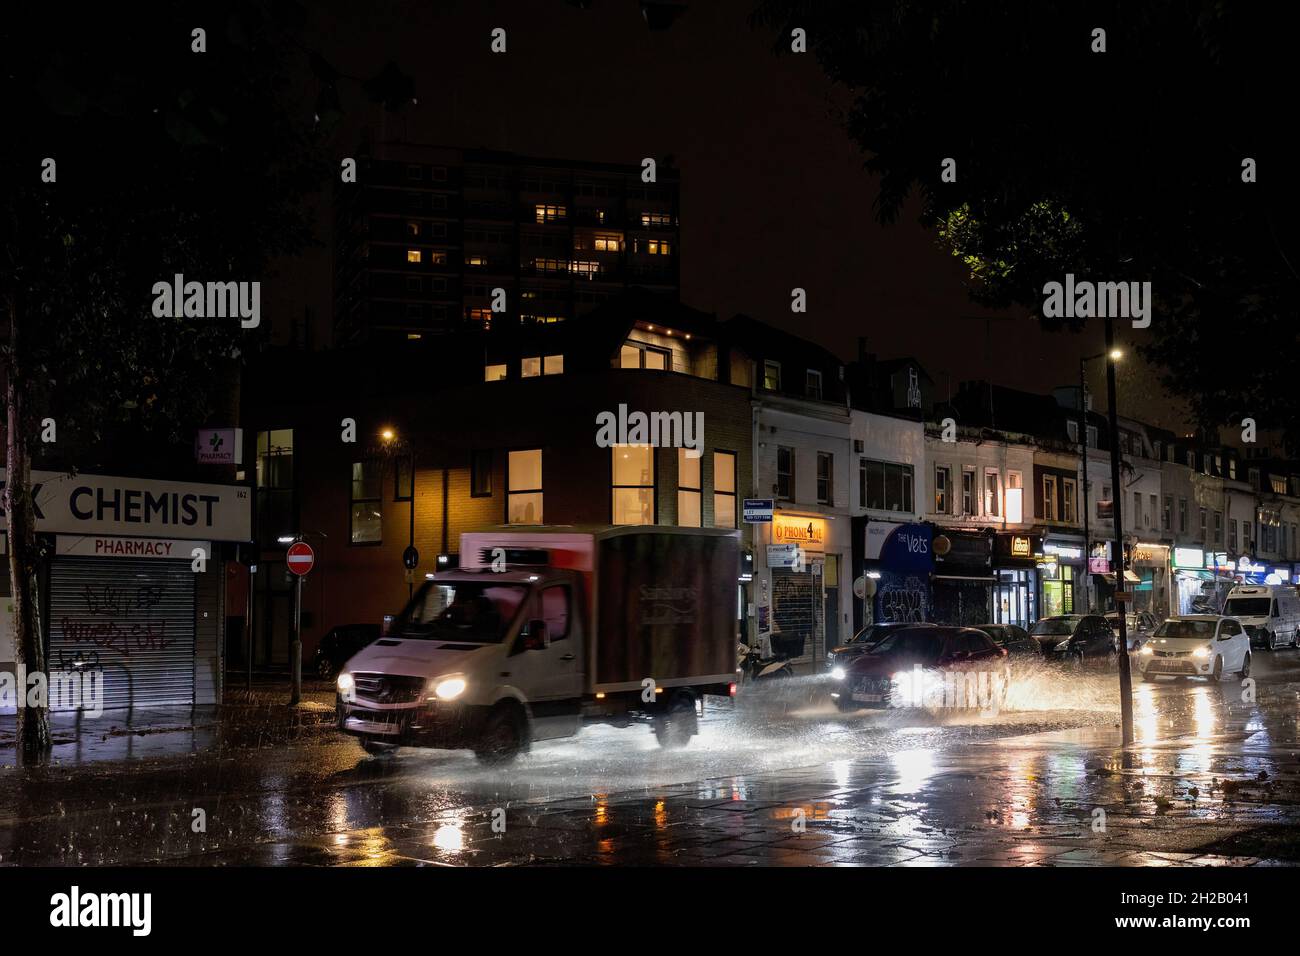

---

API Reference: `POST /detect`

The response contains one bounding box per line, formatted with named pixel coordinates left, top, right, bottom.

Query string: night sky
left=273, top=0, right=1187, bottom=431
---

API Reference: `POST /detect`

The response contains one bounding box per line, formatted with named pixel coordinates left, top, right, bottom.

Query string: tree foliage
left=752, top=1, right=1299, bottom=443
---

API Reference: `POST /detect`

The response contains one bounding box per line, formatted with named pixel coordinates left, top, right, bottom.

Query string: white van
left=1222, top=585, right=1300, bottom=651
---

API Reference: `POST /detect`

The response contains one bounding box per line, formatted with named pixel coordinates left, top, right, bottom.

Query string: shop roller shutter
left=47, top=557, right=196, bottom=711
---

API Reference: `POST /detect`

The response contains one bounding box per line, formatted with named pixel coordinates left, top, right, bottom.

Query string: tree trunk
left=3, top=293, right=51, bottom=758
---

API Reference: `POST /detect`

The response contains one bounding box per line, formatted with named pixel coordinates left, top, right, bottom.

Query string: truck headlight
left=432, top=676, right=467, bottom=700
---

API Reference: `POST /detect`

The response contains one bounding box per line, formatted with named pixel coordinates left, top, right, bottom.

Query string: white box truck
left=335, top=526, right=740, bottom=761
left=1223, top=584, right=1300, bottom=651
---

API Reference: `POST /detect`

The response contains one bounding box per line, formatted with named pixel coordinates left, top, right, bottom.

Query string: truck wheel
left=474, top=704, right=526, bottom=764
left=360, top=739, right=398, bottom=756
left=654, top=693, right=698, bottom=750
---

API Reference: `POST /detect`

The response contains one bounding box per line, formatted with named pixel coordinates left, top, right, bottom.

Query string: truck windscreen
left=1224, top=598, right=1271, bottom=617
left=394, top=581, right=528, bottom=642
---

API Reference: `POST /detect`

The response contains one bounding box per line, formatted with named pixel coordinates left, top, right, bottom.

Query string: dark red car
left=830, top=625, right=1009, bottom=712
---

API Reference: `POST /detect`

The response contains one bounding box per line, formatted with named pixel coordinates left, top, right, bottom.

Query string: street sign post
left=285, top=541, right=314, bottom=705
left=743, top=498, right=774, bottom=523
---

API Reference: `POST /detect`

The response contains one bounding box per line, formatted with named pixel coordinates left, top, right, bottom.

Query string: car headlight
left=830, top=666, right=846, bottom=681
left=432, top=676, right=467, bottom=700
left=1192, top=647, right=1211, bottom=659
left=1139, top=646, right=1154, bottom=656
left=337, top=672, right=354, bottom=692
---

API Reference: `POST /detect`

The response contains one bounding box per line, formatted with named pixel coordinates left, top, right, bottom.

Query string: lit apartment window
left=468, top=308, right=493, bottom=325
left=934, top=466, right=951, bottom=514
left=406, top=249, right=422, bottom=263
left=484, top=364, right=507, bottom=382
left=522, top=356, right=542, bottom=378
left=535, top=204, right=566, bottom=223
left=612, top=446, right=654, bottom=525
left=1043, top=475, right=1057, bottom=521
left=641, top=213, right=672, bottom=227
left=349, top=461, right=383, bottom=544
left=620, top=342, right=669, bottom=370
left=777, top=446, right=795, bottom=500
left=763, top=361, right=781, bottom=390
left=593, top=235, right=622, bottom=252
left=678, top=449, right=701, bottom=527
left=817, top=453, right=834, bottom=506
left=507, top=450, right=543, bottom=524
left=543, top=354, right=564, bottom=375
left=466, top=255, right=487, bottom=267
left=714, top=451, right=737, bottom=528
left=806, top=370, right=823, bottom=400
left=984, top=469, right=1000, bottom=517
left=646, top=239, right=671, bottom=255
left=570, top=260, right=600, bottom=279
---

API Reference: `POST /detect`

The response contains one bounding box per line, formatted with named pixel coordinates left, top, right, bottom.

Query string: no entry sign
left=286, top=541, right=315, bottom=576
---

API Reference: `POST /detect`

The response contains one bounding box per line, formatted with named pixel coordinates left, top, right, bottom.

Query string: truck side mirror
left=523, top=621, right=548, bottom=651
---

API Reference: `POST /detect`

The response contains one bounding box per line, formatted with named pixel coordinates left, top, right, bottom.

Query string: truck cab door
left=508, top=584, right=583, bottom=741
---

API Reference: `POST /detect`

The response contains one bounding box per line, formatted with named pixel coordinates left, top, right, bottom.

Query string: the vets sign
left=0, top=471, right=250, bottom=541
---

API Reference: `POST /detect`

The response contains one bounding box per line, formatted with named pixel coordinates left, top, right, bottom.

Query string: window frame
left=471, top=449, right=493, bottom=498
left=349, top=459, right=384, bottom=547
left=610, top=445, right=656, bottom=526
left=506, top=448, right=545, bottom=525
left=712, top=449, right=738, bottom=529
left=816, top=452, right=834, bottom=506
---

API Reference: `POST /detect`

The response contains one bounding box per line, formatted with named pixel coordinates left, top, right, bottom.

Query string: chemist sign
left=0, top=470, right=251, bottom=542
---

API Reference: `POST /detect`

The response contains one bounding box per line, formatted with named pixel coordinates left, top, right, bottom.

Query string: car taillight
left=729, top=682, right=737, bottom=697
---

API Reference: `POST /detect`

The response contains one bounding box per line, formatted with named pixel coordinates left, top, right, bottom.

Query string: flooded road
left=3, top=650, right=1299, bottom=865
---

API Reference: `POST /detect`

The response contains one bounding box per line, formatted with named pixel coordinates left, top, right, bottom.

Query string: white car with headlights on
left=1137, top=615, right=1251, bottom=682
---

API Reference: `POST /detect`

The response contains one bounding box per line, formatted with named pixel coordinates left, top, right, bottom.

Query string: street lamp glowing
left=380, top=427, right=396, bottom=443
left=1108, top=348, right=1123, bottom=361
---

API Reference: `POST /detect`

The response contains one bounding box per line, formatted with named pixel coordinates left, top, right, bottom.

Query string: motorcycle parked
left=736, top=642, right=795, bottom=683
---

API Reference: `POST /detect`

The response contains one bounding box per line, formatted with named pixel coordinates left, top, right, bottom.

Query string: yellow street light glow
left=381, top=427, right=396, bottom=442
left=1109, top=348, right=1123, bottom=361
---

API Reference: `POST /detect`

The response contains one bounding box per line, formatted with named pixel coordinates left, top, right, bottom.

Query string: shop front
left=1130, top=543, right=1170, bottom=618
left=1040, top=537, right=1085, bottom=617
left=1171, top=546, right=1220, bottom=614
left=0, top=470, right=250, bottom=713
left=863, top=520, right=933, bottom=625
left=760, top=513, right=842, bottom=669
left=931, top=529, right=993, bottom=626
left=993, top=532, right=1041, bottom=628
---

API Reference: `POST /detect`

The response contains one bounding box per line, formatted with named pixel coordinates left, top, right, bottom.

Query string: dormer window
left=805, top=369, right=823, bottom=400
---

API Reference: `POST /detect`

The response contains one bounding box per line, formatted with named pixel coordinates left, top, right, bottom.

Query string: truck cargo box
left=460, top=526, right=739, bottom=693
